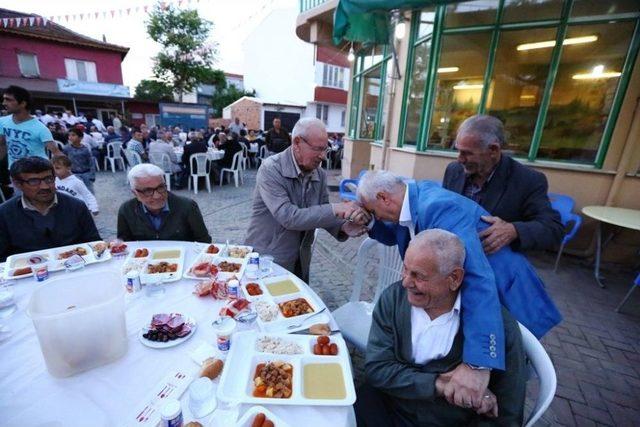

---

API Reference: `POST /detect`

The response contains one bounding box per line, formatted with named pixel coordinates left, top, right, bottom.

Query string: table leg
left=594, top=222, right=606, bottom=288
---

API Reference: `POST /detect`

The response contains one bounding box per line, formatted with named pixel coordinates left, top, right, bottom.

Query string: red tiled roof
left=0, top=8, right=129, bottom=58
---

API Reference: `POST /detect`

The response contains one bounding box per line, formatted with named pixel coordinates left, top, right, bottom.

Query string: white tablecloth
left=0, top=241, right=354, bottom=427
left=174, top=148, right=225, bottom=161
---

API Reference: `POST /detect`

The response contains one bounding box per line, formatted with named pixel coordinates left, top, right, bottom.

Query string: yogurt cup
left=211, top=316, right=236, bottom=354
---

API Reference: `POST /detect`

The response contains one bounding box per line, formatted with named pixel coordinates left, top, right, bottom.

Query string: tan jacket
left=244, top=147, right=345, bottom=280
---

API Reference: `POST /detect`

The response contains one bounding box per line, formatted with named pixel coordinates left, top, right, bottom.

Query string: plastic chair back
left=107, top=141, right=123, bottom=159
left=349, top=238, right=403, bottom=304
left=519, top=323, right=557, bottom=427
left=231, top=151, right=243, bottom=171
left=123, top=149, right=142, bottom=167
left=190, top=153, right=209, bottom=177
left=549, top=192, right=583, bottom=243
left=149, top=153, right=172, bottom=173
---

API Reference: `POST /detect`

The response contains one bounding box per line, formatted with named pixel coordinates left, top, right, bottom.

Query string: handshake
left=332, top=201, right=372, bottom=238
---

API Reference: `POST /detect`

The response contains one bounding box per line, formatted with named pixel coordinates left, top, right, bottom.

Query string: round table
left=0, top=241, right=355, bottom=427
left=174, top=147, right=225, bottom=162
left=582, top=206, right=640, bottom=288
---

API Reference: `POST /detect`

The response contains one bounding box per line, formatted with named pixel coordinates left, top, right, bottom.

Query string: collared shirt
left=290, top=147, right=313, bottom=203
left=411, top=292, right=462, bottom=365
left=141, top=202, right=170, bottom=231
left=462, top=165, right=498, bottom=205
left=22, top=194, right=58, bottom=216
left=398, top=184, right=415, bottom=239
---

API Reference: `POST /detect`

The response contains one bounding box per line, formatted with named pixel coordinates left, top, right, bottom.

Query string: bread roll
left=200, top=358, right=224, bottom=380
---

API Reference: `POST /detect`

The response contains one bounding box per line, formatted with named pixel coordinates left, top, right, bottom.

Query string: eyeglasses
left=299, top=136, right=327, bottom=153
left=17, top=175, right=55, bottom=187
left=134, top=184, right=168, bottom=197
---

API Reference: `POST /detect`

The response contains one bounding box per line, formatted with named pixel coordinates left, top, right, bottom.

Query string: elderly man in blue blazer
left=443, top=114, right=564, bottom=254
left=350, top=169, right=562, bottom=408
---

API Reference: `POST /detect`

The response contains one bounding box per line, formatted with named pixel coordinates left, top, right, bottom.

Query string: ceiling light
left=520, top=95, right=536, bottom=99
left=573, top=65, right=621, bottom=80
left=347, top=44, right=355, bottom=62
left=517, top=35, right=598, bottom=51
left=438, top=67, right=460, bottom=73
left=452, top=83, right=483, bottom=90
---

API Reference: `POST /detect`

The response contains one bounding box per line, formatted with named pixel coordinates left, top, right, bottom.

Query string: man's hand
left=332, top=202, right=371, bottom=225
left=475, top=389, right=499, bottom=418
left=479, top=215, right=517, bottom=254
left=341, top=221, right=368, bottom=237
left=437, top=364, right=490, bottom=409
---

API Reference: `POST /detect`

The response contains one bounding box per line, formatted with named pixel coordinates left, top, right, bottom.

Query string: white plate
left=224, top=244, right=253, bottom=259
left=217, top=331, right=356, bottom=407
left=138, top=316, right=197, bottom=349
left=138, top=247, right=185, bottom=283
left=235, top=405, right=290, bottom=427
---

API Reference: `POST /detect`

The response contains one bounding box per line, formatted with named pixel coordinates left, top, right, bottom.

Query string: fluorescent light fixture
left=395, top=21, right=406, bottom=39
left=453, top=83, right=483, bottom=90
left=572, top=64, right=621, bottom=80
left=520, top=95, right=536, bottom=99
left=438, top=67, right=460, bottom=73
left=517, top=35, right=598, bottom=51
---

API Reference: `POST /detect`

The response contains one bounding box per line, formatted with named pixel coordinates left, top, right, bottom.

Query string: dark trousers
left=355, top=383, right=414, bottom=427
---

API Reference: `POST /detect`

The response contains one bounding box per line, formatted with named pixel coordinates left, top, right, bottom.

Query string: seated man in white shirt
left=355, top=229, right=526, bottom=426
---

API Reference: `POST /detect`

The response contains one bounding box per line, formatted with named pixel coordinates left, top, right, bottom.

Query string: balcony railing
left=299, top=0, right=328, bottom=13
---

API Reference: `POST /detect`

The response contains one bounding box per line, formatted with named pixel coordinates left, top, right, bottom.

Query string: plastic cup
left=145, top=277, right=166, bottom=298
left=260, top=255, right=274, bottom=276
left=211, top=317, right=236, bottom=354
left=33, top=263, right=49, bottom=282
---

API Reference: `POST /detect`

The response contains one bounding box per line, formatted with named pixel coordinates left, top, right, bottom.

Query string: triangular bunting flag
left=15, top=18, right=21, bottom=28
left=29, top=17, right=35, bottom=26
left=95, top=12, right=99, bottom=19
left=2, top=18, right=8, bottom=28
left=127, top=8, right=131, bottom=15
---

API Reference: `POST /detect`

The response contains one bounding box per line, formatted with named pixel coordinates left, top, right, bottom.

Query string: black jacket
left=443, top=155, right=564, bottom=251
left=265, top=127, right=291, bottom=153
left=0, top=192, right=100, bottom=261
left=117, top=192, right=212, bottom=243
left=218, top=139, right=243, bottom=168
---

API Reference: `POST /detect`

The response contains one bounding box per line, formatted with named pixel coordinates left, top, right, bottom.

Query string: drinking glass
left=145, top=277, right=166, bottom=298
left=260, top=255, right=274, bottom=277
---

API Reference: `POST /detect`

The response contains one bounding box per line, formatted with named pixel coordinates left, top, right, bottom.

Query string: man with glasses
left=244, top=117, right=370, bottom=282
left=0, top=157, right=100, bottom=261
left=117, top=164, right=211, bottom=243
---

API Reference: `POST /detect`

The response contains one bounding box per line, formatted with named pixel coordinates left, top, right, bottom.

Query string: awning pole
left=72, top=98, right=78, bottom=116
left=121, top=100, right=125, bottom=115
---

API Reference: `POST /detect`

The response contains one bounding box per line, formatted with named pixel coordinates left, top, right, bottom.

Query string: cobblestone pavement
left=93, top=168, right=640, bottom=426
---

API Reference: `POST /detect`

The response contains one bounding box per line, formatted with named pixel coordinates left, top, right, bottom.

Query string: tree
left=147, top=3, right=218, bottom=102
left=211, top=85, right=257, bottom=118
left=134, top=79, right=174, bottom=101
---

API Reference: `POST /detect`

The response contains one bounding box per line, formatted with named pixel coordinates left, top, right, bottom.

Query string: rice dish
left=123, top=259, right=146, bottom=274
left=256, top=336, right=303, bottom=355
left=255, top=300, right=279, bottom=322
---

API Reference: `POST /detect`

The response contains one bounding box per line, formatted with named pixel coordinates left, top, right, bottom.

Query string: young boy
left=52, top=155, right=99, bottom=216
left=63, top=127, right=96, bottom=193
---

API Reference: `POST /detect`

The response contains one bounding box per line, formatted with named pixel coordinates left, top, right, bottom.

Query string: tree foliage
left=147, top=4, right=218, bottom=101
left=133, top=79, right=174, bottom=101
left=211, top=85, right=257, bottom=118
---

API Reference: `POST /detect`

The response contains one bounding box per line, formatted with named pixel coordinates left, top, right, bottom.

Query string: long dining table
left=0, top=240, right=356, bottom=427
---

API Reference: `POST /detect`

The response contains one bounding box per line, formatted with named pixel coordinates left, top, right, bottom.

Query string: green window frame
left=348, top=45, right=392, bottom=141
left=396, top=0, right=640, bottom=168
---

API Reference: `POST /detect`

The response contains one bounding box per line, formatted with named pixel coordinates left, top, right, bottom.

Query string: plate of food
left=224, top=245, right=253, bottom=259
left=138, top=313, right=197, bottom=349
left=217, top=331, right=355, bottom=407
left=127, top=247, right=185, bottom=283
left=235, top=405, right=290, bottom=427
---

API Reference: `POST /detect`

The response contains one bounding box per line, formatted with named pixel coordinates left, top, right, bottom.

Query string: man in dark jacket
left=443, top=115, right=563, bottom=254
left=0, top=157, right=100, bottom=261
left=264, top=117, right=291, bottom=153
left=117, top=164, right=211, bottom=243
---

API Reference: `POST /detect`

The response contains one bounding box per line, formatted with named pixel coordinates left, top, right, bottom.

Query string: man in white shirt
left=149, top=131, right=182, bottom=173
left=355, top=229, right=526, bottom=426
left=228, top=117, right=245, bottom=137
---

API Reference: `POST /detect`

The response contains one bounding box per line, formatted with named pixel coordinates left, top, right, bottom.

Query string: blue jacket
left=369, top=180, right=562, bottom=370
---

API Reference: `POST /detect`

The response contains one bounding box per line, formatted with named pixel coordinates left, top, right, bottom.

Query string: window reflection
left=538, top=22, right=635, bottom=163
left=486, top=28, right=557, bottom=156
left=445, top=0, right=499, bottom=27
left=571, top=0, right=639, bottom=17
left=428, top=32, right=492, bottom=149
left=349, top=76, right=360, bottom=137
left=403, top=40, right=431, bottom=145
left=501, top=0, right=563, bottom=23
left=359, top=66, right=382, bottom=139
left=418, top=8, right=436, bottom=38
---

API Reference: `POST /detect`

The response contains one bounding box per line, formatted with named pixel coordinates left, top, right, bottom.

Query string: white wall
left=243, top=7, right=315, bottom=105
left=306, top=102, right=346, bottom=134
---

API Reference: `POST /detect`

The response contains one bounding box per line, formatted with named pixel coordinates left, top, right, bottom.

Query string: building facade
left=297, top=0, right=640, bottom=263
left=0, top=8, right=130, bottom=123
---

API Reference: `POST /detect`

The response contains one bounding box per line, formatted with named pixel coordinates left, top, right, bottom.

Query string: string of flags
left=0, top=0, right=205, bottom=29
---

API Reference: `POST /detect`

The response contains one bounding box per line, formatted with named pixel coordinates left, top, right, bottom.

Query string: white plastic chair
left=123, top=149, right=142, bottom=184
left=47, top=140, right=66, bottom=159
left=323, top=147, right=333, bottom=169
left=149, top=152, right=173, bottom=191
left=520, top=323, right=557, bottom=427
left=220, top=151, right=244, bottom=187
left=104, top=141, right=125, bottom=173
left=189, top=153, right=211, bottom=194
left=257, top=145, right=269, bottom=168
left=239, top=142, right=249, bottom=169
left=331, top=238, right=403, bottom=352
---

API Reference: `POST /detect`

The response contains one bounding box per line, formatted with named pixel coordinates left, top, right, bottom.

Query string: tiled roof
left=0, top=8, right=129, bottom=58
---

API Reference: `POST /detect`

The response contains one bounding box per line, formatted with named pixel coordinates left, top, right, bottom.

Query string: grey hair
left=356, top=170, right=405, bottom=203
left=127, top=163, right=165, bottom=189
left=456, top=114, right=505, bottom=148
left=411, top=229, right=466, bottom=275
left=291, top=117, right=326, bottom=141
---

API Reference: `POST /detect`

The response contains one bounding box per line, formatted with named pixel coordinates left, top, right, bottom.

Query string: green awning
left=333, top=0, right=465, bottom=45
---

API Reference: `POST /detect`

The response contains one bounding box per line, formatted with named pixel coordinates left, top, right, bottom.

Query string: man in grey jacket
left=244, top=118, right=368, bottom=282
left=355, top=229, right=526, bottom=426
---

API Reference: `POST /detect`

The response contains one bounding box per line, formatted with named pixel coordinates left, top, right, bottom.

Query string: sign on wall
left=57, top=79, right=130, bottom=98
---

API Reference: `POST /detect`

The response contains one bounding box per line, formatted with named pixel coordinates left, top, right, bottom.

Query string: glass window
left=445, top=0, right=499, bottom=27
left=501, top=0, right=563, bottom=23
left=378, top=58, right=393, bottom=140
left=349, top=76, right=361, bottom=137
left=359, top=66, right=382, bottom=139
left=428, top=32, right=492, bottom=149
left=538, top=22, right=635, bottom=163
left=417, top=8, right=436, bottom=38
left=486, top=28, right=557, bottom=157
left=17, top=53, right=39, bottom=77
left=403, top=39, right=431, bottom=146
left=322, top=64, right=329, bottom=86
left=341, top=110, right=346, bottom=127
left=571, top=0, right=639, bottom=17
